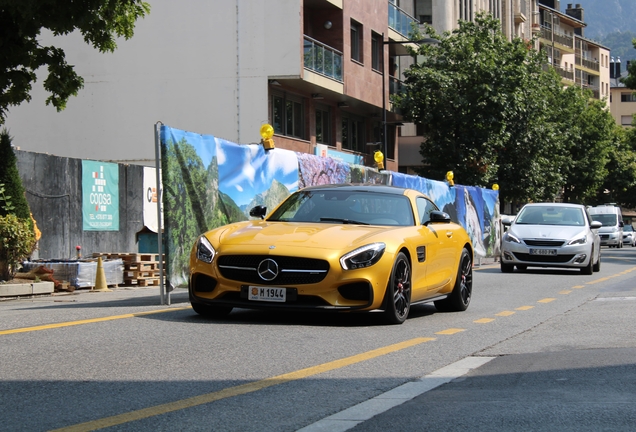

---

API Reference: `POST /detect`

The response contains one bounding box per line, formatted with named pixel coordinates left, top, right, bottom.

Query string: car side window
left=416, top=197, right=438, bottom=225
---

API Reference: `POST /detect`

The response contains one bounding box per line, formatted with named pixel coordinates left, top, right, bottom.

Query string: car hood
left=510, top=224, right=590, bottom=240
left=211, top=221, right=401, bottom=250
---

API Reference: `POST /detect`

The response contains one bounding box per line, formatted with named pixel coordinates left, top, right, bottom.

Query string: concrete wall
left=16, top=150, right=145, bottom=259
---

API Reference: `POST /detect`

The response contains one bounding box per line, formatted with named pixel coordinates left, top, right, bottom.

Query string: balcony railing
left=553, top=65, right=574, bottom=82
left=540, top=26, right=573, bottom=49
left=303, top=36, right=343, bottom=82
left=388, top=3, right=419, bottom=38
left=575, top=54, right=600, bottom=72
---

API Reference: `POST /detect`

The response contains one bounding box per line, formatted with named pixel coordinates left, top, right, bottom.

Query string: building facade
left=609, top=58, right=635, bottom=127
left=6, top=0, right=422, bottom=172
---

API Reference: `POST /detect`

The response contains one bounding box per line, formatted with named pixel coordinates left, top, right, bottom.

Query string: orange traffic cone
left=92, top=256, right=112, bottom=292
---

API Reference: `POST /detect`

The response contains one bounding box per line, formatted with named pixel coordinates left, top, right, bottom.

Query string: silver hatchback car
left=500, top=203, right=602, bottom=274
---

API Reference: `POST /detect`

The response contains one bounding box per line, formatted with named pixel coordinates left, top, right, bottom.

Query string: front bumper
left=599, top=233, right=621, bottom=246
left=501, top=242, right=592, bottom=268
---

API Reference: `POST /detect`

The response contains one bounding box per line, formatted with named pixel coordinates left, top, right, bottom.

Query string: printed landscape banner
left=159, top=125, right=499, bottom=287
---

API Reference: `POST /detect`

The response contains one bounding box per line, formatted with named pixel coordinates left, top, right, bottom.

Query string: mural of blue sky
left=216, top=140, right=299, bottom=207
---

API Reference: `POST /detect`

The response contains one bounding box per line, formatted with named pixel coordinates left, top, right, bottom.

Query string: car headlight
left=567, top=236, right=587, bottom=246
left=196, top=236, right=216, bottom=263
left=503, top=232, right=521, bottom=244
left=340, top=243, right=386, bottom=270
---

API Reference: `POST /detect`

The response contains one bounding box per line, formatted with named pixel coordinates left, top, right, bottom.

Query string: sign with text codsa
left=82, top=160, right=120, bottom=231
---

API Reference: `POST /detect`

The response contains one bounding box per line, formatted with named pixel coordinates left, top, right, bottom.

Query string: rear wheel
left=191, top=302, right=233, bottom=318
left=383, top=252, right=411, bottom=325
left=435, top=249, right=472, bottom=312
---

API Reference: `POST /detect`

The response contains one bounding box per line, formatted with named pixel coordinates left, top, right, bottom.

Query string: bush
left=0, top=214, right=36, bottom=281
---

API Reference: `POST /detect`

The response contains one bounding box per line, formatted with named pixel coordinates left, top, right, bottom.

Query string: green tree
left=0, top=0, right=150, bottom=124
left=0, top=129, right=31, bottom=221
left=559, top=88, right=615, bottom=204
left=594, top=123, right=636, bottom=208
left=394, top=13, right=567, bottom=204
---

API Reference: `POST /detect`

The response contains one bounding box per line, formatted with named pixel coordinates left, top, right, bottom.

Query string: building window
left=342, top=115, right=365, bottom=153
left=371, top=32, right=383, bottom=72
left=351, top=20, right=362, bottom=63
left=622, top=115, right=633, bottom=126
left=621, top=92, right=636, bottom=102
left=315, top=106, right=331, bottom=145
left=272, top=94, right=304, bottom=139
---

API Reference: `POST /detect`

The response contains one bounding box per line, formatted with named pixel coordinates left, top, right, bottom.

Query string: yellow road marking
left=0, top=307, right=192, bottom=336
left=538, top=298, right=556, bottom=303
left=516, top=306, right=534, bottom=310
left=51, top=337, right=435, bottom=432
left=572, top=285, right=585, bottom=289
left=435, top=328, right=465, bottom=335
left=559, top=290, right=572, bottom=295
left=495, top=311, right=515, bottom=317
left=474, top=318, right=494, bottom=324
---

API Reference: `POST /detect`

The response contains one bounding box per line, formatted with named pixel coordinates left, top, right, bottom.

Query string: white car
left=500, top=203, right=602, bottom=274
left=623, top=225, right=636, bottom=247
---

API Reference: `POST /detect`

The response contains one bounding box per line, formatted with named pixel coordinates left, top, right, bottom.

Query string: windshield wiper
left=320, top=217, right=369, bottom=225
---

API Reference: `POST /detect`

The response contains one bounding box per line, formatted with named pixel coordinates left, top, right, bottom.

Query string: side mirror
left=249, top=205, right=267, bottom=219
left=590, top=221, right=602, bottom=229
left=619, top=221, right=624, bottom=227
left=501, top=216, right=513, bottom=226
left=426, top=210, right=451, bottom=225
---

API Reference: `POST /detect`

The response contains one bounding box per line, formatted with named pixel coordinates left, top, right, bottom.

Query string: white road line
left=296, top=356, right=495, bottom=432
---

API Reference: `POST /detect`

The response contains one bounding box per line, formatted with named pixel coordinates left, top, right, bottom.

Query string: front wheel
left=435, top=249, right=472, bottom=312
left=593, top=251, right=601, bottom=272
left=500, top=260, right=514, bottom=273
left=383, top=252, right=411, bottom=325
left=581, top=248, right=594, bottom=275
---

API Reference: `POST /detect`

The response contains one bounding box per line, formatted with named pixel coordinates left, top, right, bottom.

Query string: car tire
left=593, top=252, right=601, bottom=272
left=581, top=249, right=594, bottom=275
left=435, top=248, right=472, bottom=312
left=191, top=302, right=233, bottom=318
left=383, top=252, right=411, bottom=325
left=500, top=261, right=514, bottom=273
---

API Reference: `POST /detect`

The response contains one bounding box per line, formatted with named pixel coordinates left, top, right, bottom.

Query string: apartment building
left=610, top=58, right=636, bottom=127
left=537, top=1, right=610, bottom=103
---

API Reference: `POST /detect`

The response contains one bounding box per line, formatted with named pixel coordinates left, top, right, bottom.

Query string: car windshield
left=515, top=206, right=585, bottom=226
left=268, top=190, right=415, bottom=226
left=590, top=214, right=618, bottom=227
left=624, top=225, right=634, bottom=232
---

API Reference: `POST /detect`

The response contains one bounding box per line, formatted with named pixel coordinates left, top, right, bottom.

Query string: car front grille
left=523, top=239, right=565, bottom=247
left=217, top=255, right=330, bottom=285
left=513, top=253, right=574, bottom=263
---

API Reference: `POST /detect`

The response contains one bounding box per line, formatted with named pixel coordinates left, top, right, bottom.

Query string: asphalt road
left=1, top=247, right=635, bottom=431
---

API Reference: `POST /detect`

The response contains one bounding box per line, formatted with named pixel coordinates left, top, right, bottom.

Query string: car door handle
left=446, top=231, right=453, bottom=238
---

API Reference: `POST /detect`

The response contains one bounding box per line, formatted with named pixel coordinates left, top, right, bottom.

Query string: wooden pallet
left=93, top=252, right=165, bottom=287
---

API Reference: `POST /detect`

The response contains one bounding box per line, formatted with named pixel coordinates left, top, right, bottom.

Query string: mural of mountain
left=244, top=179, right=291, bottom=217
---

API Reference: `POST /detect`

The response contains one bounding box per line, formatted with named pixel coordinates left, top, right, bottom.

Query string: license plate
left=529, top=249, right=557, bottom=256
left=248, top=286, right=286, bottom=302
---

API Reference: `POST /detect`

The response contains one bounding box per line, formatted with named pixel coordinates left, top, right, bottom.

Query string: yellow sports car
left=189, top=184, right=473, bottom=324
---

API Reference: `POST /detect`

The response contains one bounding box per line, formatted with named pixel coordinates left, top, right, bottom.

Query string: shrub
left=0, top=214, right=36, bottom=281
